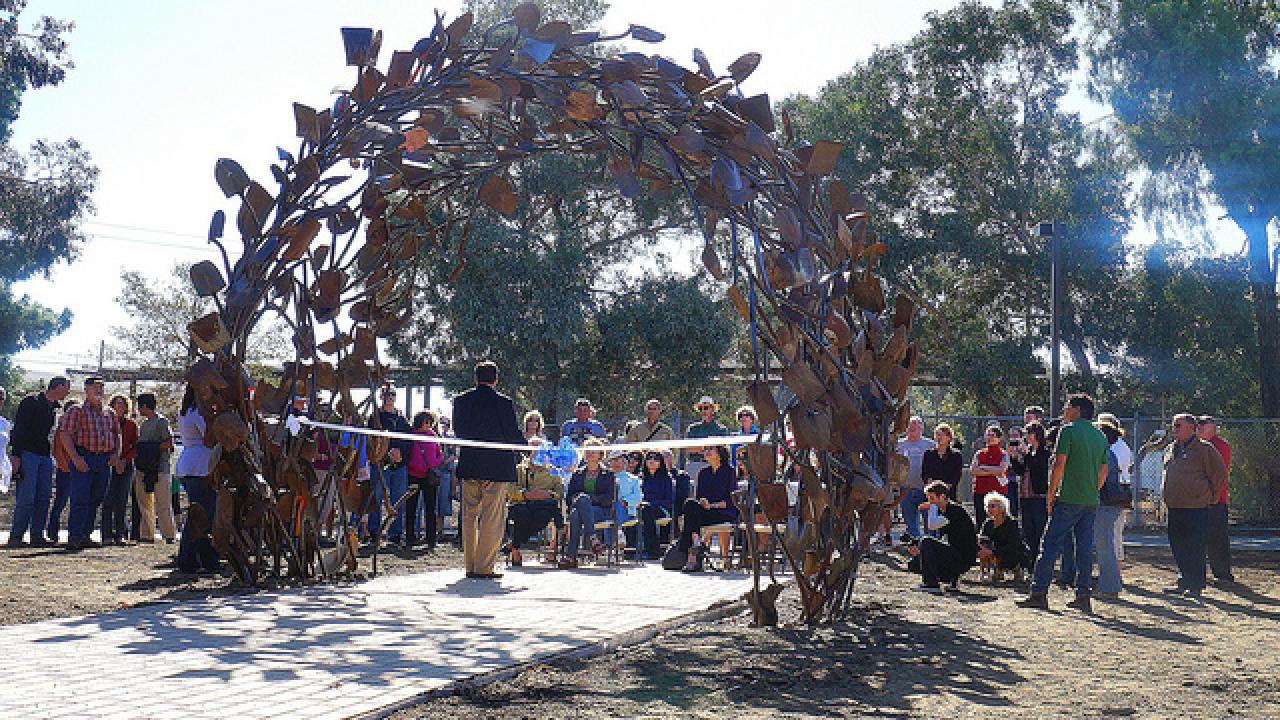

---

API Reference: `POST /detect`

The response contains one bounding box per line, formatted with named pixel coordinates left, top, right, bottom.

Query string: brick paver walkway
left=0, top=564, right=753, bottom=719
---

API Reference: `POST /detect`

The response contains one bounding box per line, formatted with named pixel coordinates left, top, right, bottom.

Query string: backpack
left=1099, top=448, right=1132, bottom=508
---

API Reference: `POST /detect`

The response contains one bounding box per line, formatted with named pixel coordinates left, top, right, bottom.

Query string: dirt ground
left=394, top=546, right=1280, bottom=720
left=3, top=484, right=1278, bottom=718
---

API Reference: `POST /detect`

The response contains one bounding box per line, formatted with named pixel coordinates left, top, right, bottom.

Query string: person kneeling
left=907, top=481, right=979, bottom=593
left=977, top=492, right=1029, bottom=582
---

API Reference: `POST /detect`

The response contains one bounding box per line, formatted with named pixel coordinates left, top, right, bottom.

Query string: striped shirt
left=62, top=403, right=120, bottom=454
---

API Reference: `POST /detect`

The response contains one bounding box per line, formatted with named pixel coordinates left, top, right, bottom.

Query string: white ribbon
left=297, top=417, right=770, bottom=453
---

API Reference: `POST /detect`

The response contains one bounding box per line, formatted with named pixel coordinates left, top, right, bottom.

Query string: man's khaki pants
left=133, top=470, right=177, bottom=541
left=460, top=478, right=508, bottom=575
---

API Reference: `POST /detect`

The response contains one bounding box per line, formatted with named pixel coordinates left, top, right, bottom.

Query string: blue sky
left=9, top=0, right=1239, bottom=383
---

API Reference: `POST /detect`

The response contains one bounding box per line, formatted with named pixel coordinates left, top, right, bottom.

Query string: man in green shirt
left=1018, top=393, right=1109, bottom=613
left=683, top=395, right=728, bottom=482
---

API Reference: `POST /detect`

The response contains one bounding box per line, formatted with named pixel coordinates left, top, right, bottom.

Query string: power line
left=85, top=219, right=207, bottom=241
left=84, top=231, right=221, bottom=256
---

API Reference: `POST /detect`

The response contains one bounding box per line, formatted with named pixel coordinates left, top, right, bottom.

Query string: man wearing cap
left=624, top=399, right=675, bottom=445
left=1197, top=415, right=1234, bottom=584
left=560, top=399, right=606, bottom=446
left=1161, top=413, right=1227, bottom=597
left=57, top=377, right=121, bottom=551
left=6, top=376, right=71, bottom=547
left=683, top=396, right=728, bottom=484
left=452, top=361, right=524, bottom=579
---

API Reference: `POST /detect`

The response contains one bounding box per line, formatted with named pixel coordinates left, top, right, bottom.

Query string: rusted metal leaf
left=727, top=52, right=762, bottom=84
left=214, top=158, right=250, bottom=198
left=478, top=174, right=518, bottom=216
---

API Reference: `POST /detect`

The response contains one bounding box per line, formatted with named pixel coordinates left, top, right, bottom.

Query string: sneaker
left=1066, top=596, right=1092, bottom=613
left=1016, top=593, right=1049, bottom=610
left=945, top=580, right=961, bottom=593
left=83, top=539, right=102, bottom=549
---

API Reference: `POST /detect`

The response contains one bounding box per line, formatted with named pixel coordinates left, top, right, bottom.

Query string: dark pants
left=1167, top=507, right=1209, bottom=593
left=972, top=497, right=988, bottom=534
left=1021, top=496, right=1048, bottom=560
left=640, top=503, right=671, bottom=559
left=47, top=470, right=70, bottom=541
left=101, top=461, right=134, bottom=542
left=1031, top=502, right=1095, bottom=598
left=509, top=501, right=562, bottom=549
left=177, top=475, right=220, bottom=572
left=919, top=537, right=968, bottom=586
left=129, top=481, right=142, bottom=541
left=676, top=499, right=732, bottom=552
left=68, top=452, right=112, bottom=543
left=9, top=451, right=53, bottom=543
left=1206, top=503, right=1233, bottom=581
left=404, top=475, right=437, bottom=546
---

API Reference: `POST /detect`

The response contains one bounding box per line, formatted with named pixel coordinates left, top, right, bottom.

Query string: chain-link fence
left=922, top=415, right=1280, bottom=527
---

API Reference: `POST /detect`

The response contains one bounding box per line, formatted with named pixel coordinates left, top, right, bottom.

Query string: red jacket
left=1208, top=435, right=1231, bottom=505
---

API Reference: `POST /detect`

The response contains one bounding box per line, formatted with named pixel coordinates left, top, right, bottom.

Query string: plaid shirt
left=62, top=403, right=120, bottom=455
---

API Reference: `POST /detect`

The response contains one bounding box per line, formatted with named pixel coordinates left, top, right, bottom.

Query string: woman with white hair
left=977, top=491, right=1029, bottom=581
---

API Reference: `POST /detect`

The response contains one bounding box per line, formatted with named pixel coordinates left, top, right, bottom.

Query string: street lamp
left=1037, top=221, right=1061, bottom=417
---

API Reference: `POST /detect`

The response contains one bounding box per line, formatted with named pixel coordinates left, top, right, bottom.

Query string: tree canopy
left=783, top=0, right=1129, bottom=414
left=0, top=0, right=96, bottom=386
left=388, top=0, right=733, bottom=423
left=1084, top=0, right=1280, bottom=416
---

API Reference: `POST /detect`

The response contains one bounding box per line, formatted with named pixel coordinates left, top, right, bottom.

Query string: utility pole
left=1039, top=221, right=1062, bottom=417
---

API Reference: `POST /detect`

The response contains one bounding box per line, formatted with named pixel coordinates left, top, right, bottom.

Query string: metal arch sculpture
left=183, top=4, right=917, bottom=625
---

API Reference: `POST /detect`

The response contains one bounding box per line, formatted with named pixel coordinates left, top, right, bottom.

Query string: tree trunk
left=1239, top=212, right=1280, bottom=418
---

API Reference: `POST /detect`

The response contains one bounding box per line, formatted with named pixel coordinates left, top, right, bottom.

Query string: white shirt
left=1110, top=439, right=1133, bottom=485
left=173, top=409, right=212, bottom=478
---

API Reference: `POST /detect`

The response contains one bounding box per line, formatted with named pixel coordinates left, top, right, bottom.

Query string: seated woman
left=609, top=450, right=642, bottom=549
left=638, top=451, right=675, bottom=559
left=560, top=439, right=615, bottom=569
left=977, top=491, right=1028, bottom=581
left=507, top=438, right=564, bottom=566
left=675, top=445, right=737, bottom=572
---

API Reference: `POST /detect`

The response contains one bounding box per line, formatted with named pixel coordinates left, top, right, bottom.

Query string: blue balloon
left=534, top=436, right=581, bottom=481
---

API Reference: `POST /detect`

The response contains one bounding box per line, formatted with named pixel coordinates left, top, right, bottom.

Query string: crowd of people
left=2, top=368, right=1238, bottom=604
left=3, top=376, right=189, bottom=555
left=892, top=395, right=1233, bottom=610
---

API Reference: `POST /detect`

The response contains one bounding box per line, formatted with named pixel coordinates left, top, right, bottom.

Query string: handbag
left=661, top=543, right=687, bottom=571
left=1099, top=449, right=1132, bottom=508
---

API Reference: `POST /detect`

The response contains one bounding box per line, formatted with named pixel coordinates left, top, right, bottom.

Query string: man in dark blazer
left=452, top=361, right=524, bottom=578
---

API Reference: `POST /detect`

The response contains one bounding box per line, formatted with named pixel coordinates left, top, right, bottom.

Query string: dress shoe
left=1016, top=592, right=1049, bottom=610
left=30, top=538, right=52, bottom=548
left=1065, top=596, right=1092, bottom=613
left=5, top=539, right=29, bottom=549
left=557, top=557, right=578, bottom=569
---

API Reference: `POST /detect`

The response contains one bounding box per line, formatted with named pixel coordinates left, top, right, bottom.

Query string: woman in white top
left=1097, top=413, right=1133, bottom=563
left=174, top=386, right=220, bottom=573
